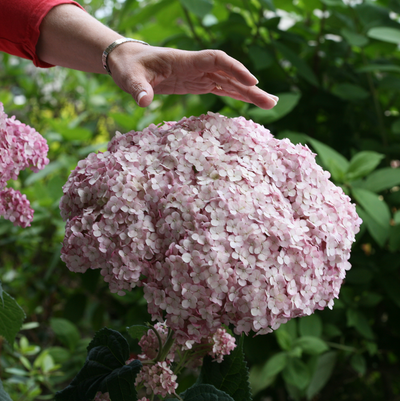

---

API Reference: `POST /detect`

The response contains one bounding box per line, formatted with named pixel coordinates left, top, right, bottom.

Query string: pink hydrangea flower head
left=60, top=112, right=361, bottom=344
left=0, top=102, right=49, bottom=227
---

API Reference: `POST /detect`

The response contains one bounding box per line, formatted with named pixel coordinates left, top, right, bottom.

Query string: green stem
left=158, top=328, right=175, bottom=362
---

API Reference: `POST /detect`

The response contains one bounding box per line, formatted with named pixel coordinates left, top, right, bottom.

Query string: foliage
left=1, top=0, right=400, bottom=400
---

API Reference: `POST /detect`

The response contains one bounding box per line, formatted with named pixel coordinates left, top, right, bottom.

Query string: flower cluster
left=0, top=102, right=49, bottom=227
left=60, top=112, right=361, bottom=345
left=208, top=328, right=236, bottom=363
left=135, top=362, right=178, bottom=398
left=93, top=392, right=111, bottom=401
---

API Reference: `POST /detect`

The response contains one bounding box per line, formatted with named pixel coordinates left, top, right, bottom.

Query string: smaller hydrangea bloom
left=208, top=328, right=236, bottom=363
left=93, top=392, right=111, bottom=401
left=0, top=102, right=49, bottom=227
left=135, top=361, right=178, bottom=398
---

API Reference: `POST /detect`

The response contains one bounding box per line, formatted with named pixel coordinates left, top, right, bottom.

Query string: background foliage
left=1, top=0, right=400, bottom=400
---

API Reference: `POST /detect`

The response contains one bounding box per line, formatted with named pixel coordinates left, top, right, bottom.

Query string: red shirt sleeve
left=0, top=0, right=85, bottom=68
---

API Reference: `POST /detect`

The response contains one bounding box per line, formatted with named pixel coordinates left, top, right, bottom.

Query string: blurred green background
left=1, top=0, right=400, bottom=400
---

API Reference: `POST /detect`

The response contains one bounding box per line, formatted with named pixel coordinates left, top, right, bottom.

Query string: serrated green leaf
left=179, top=0, right=213, bottom=18
left=197, top=335, right=251, bottom=401
left=55, top=328, right=142, bottom=401
left=367, top=27, right=400, bottom=44
left=282, top=358, right=310, bottom=390
left=0, top=291, right=25, bottom=345
left=0, top=379, right=13, bottom=401
left=361, top=167, right=400, bottom=193
left=292, top=336, right=328, bottom=355
left=308, top=138, right=349, bottom=181
left=247, top=92, right=301, bottom=124
left=126, top=325, right=149, bottom=340
left=346, top=151, right=384, bottom=180
left=182, top=384, right=235, bottom=401
left=306, top=352, right=337, bottom=399
left=299, top=315, right=323, bottom=337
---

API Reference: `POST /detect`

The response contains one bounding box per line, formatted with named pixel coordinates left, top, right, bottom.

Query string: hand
left=108, top=44, right=279, bottom=109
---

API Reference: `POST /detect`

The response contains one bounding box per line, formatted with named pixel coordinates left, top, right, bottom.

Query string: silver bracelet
left=102, top=38, right=149, bottom=75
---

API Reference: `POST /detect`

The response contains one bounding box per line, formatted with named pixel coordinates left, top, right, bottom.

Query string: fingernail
left=268, top=94, right=279, bottom=102
left=137, top=91, right=147, bottom=106
left=250, top=73, right=259, bottom=84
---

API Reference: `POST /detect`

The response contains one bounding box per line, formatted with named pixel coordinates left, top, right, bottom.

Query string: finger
left=207, top=73, right=278, bottom=109
left=192, top=49, right=260, bottom=87
left=124, top=70, right=155, bottom=108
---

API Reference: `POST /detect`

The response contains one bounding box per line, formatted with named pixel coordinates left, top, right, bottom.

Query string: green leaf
left=367, top=26, right=400, bottom=44
left=126, top=325, right=149, bottom=340
left=257, top=352, right=288, bottom=379
left=389, top=224, right=400, bottom=251
left=308, top=138, right=349, bottom=181
left=379, top=276, right=400, bottom=308
left=357, top=64, right=400, bottom=74
left=346, top=309, right=374, bottom=340
left=50, top=318, right=80, bottom=351
left=321, top=0, right=346, bottom=6
left=275, top=328, right=293, bottom=351
left=356, top=206, right=389, bottom=247
left=247, top=92, right=301, bottom=124
left=361, top=167, right=400, bottom=193
left=292, top=336, right=329, bottom=355
left=341, top=28, right=369, bottom=47
left=179, top=0, right=213, bottom=18
left=299, top=315, right=323, bottom=337
left=350, top=354, right=367, bottom=375
left=181, top=384, right=234, bottom=401
left=273, top=42, right=319, bottom=86
left=197, top=335, right=251, bottom=401
left=0, top=380, right=13, bottom=401
left=249, top=352, right=287, bottom=395
left=248, top=45, right=274, bottom=71
left=392, top=118, right=400, bottom=134
left=332, top=83, right=369, bottom=102
left=276, top=131, right=309, bottom=145
left=0, top=280, right=3, bottom=306
left=346, top=151, right=384, bottom=180
left=306, top=352, right=337, bottom=400
left=282, top=358, right=310, bottom=390
left=260, top=0, right=276, bottom=11
left=0, top=291, right=25, bottom=345
left=351, top=188, right=391, bottom=226
left=55, top=328, right=142, bottom=401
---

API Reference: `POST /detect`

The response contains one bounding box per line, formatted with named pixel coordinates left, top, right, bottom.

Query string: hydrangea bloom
left=0, top=102, right=49, bottom=227
left=60, top=112, right=361, bottom=345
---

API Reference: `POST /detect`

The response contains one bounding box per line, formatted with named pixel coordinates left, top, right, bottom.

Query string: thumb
left=130, top=76, right=154, bottom=107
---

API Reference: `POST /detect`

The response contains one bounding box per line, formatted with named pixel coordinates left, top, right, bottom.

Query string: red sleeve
left=0, top=0, right=85, bottom=68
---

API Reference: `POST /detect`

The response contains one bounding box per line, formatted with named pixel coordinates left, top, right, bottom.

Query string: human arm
left=36, top=4, right=278, bottom=108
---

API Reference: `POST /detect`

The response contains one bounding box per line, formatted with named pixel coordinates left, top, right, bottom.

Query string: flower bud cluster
left=0, top=102, right=49, bottom=227
left=60, top=112, right=361, bottom=344
left=208, top=328, right=236, bottom=363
